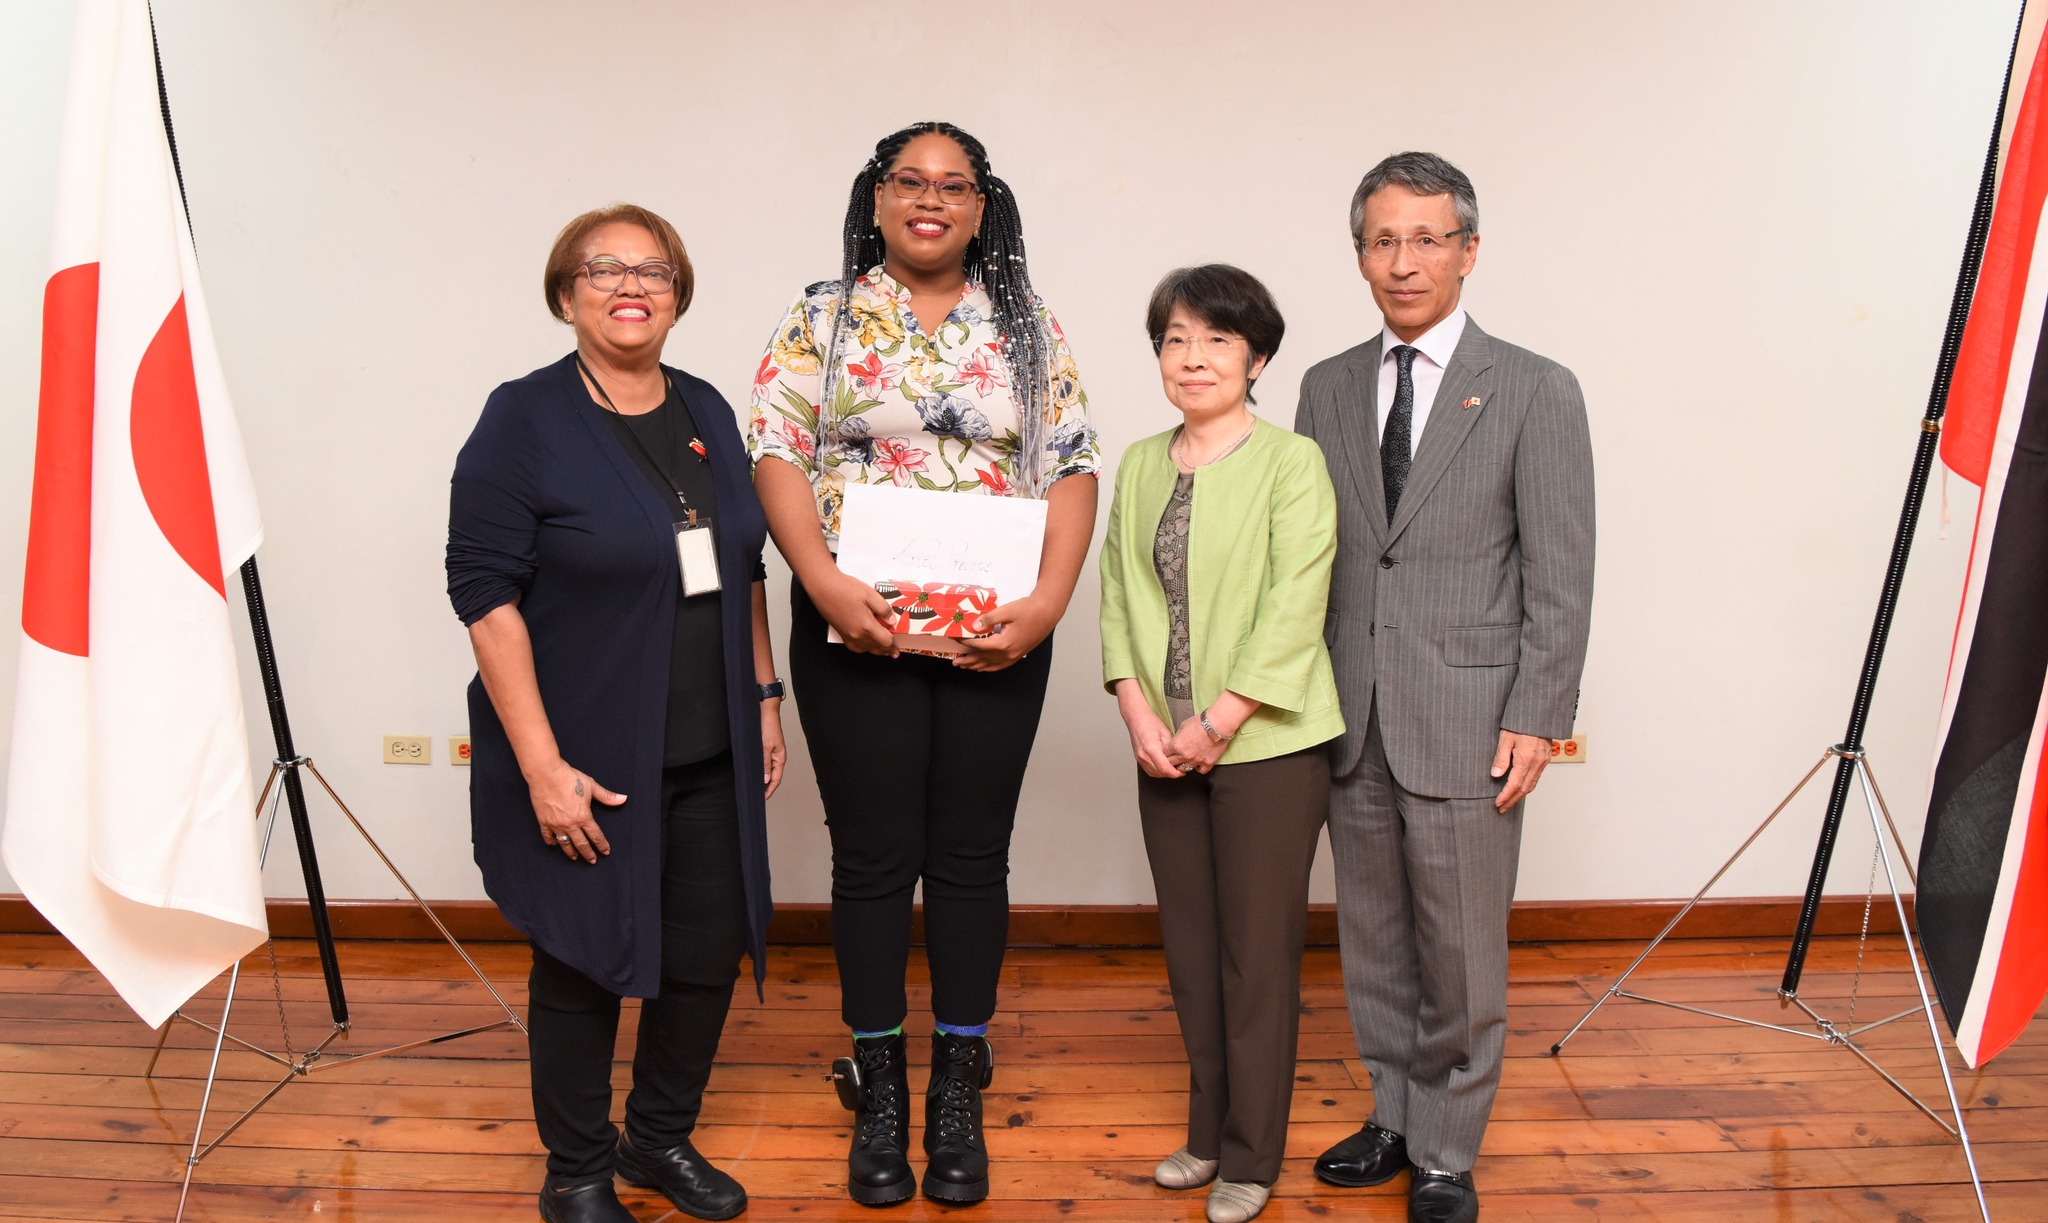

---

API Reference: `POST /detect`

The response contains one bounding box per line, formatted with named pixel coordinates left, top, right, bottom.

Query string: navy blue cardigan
left=447, top=354, right=771, bottom=997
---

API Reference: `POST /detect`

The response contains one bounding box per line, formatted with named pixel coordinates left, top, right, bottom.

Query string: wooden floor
left=0, top=933, right=2043, bottom=1222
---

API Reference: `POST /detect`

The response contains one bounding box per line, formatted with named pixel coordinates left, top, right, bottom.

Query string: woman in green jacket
left=1099, top=265, right=1344, bottom=1223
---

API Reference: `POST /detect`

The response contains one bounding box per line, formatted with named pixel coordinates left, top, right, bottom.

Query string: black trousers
left=527, top=754, right=749, bottom=1179
left=789, top=582, right=1053, bottom=1032
left=1138, top=747, right=1330, bottom=1185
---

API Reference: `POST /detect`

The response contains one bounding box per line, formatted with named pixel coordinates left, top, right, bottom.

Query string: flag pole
left=1779, top=0, right=2024, bottom=996
left=149, top=8, right=347, bottom=1027
left=235, top=556, right=348, bottom=1024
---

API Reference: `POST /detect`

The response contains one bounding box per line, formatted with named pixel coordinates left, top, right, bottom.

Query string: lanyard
left=578, top=355, right=704, bottom=524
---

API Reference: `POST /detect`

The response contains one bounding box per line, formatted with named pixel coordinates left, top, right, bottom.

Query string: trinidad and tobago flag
left=0, top=0, right=267, bottom=1027
left=1920, top=5, right=2048, bottom=1069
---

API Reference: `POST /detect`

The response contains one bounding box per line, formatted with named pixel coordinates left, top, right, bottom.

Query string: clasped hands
left=1115, top=679, right=1236, bottom=778
left=1125, top=713, right=1232, bottom=778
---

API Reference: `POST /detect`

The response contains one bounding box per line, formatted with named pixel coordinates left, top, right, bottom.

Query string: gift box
left=876, top=580, right=998, bottom=644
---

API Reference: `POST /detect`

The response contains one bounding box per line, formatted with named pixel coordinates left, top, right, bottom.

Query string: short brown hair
left=1145, top=264, right=1285, bottom=400
left=542, top=203, right=695, bottom=321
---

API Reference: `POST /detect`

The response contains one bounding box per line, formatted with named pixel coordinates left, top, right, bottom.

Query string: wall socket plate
left=1549, top=732, right=1588, bottom=764
left=383, top=734, right=431, bottom=765
left=449, top=736, right=472, bottom=766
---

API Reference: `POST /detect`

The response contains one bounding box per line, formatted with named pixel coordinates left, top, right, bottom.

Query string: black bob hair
left=1145, top=264, right=1286, bottom=402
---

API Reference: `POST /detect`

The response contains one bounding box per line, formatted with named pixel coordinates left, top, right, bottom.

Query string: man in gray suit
left=1294, top=152, right=1594, bottom=1223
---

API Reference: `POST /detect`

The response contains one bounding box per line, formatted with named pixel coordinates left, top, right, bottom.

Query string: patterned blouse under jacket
left=747, top=267, right=1101, bottom=547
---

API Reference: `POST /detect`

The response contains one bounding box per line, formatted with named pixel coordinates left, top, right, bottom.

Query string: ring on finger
left=556, top=833, right=571, bottom=843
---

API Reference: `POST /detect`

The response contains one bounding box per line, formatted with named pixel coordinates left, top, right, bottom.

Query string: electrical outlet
left=1549, top=732, right=1588, bottom=764
left=383, top=734, right=431, bottom=765
left=449, top=736, right=472, bottom=766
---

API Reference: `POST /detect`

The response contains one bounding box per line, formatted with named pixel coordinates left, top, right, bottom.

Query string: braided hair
left=821, top=121, right=1055, bottom=495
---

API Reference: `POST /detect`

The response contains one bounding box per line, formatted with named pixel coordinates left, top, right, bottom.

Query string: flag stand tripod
left=1550, top=11, right=2024, bottom=1220
left=145, top=558, right=526, bottom=1223
left=1546, top=744, right=1991, bottom=1221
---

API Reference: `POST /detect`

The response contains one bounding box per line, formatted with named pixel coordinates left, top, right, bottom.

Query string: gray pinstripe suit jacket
left=1294, top=317, right=1595, bottom=797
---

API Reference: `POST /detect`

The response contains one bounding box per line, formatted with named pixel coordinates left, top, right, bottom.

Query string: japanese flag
left=2, top=0, right=268, bottom=1028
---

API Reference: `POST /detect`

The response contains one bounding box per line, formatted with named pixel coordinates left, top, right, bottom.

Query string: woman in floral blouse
left=749, top=121, right=1098, bottom=1208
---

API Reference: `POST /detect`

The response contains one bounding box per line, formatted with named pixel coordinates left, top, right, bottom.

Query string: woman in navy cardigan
left=447, top=205, right=781, bottom=1223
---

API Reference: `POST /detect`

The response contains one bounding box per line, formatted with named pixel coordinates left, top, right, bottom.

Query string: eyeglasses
left=1357, top=229, right=1470, bottom=262
left=1155, top=334, right=1244, bottom=356
left=882, top=170, right=981, bottom=205
left=578, top=258, right=679, bottom=294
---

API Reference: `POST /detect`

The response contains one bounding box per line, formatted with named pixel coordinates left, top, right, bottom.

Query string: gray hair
left=1348, top=151, right=1479, bottom=248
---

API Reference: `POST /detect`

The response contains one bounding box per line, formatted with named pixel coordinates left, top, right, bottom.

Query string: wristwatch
left=757, top=679, right=785, bottom=701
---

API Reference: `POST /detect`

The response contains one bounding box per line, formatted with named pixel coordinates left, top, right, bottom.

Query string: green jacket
left=1099, top=418, right=1345, bottom=765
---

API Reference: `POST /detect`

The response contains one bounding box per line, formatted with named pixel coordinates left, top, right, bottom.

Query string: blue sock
left=852, top=1025, right=903, bottom=1040
left=933, top=1020, right=989, bottom=1038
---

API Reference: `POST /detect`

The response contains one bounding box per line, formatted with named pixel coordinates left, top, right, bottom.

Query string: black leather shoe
left=538, top=1174, right=635, bottom=1223
left=921, top=1031, right=994, bottom=1203
left=1408, top=1167, right=1479, bottom=1223
left=1314, top=1121, right=1409, bottom=1188
left=614, top=1130, right=747, bottom=1220
left=831, top=1031, right=916, bottom=1206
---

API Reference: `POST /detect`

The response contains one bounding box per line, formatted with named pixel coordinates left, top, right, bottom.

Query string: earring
left=872, top=214, right=881, bottom=227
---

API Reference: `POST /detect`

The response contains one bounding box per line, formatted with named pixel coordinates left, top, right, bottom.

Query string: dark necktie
left=1382, top=344, right=1418, bottom=523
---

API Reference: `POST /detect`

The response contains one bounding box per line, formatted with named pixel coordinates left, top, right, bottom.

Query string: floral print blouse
left=747, top=266, right=1100, bottom=547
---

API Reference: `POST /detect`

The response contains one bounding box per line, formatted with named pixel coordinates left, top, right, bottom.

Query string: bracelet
left=757, top=679, right=785, bottom=701
left=1200, top=711, right=1231, bottom=743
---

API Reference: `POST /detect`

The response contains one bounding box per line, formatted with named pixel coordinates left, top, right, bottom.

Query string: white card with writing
left=830, top=483, right=1048, bottom=642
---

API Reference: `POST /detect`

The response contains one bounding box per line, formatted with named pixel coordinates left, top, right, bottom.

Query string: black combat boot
left=830, top=1031, right=915, bottom=1206
left=921, top=1030, right=993, bottom=1203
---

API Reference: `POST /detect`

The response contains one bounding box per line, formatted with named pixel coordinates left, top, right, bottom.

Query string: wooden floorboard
left=0, top=933, right=2040, bottom=1221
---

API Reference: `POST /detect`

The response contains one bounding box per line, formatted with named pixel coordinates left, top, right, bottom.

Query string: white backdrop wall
left=0, top=1, right=2015, bottom=909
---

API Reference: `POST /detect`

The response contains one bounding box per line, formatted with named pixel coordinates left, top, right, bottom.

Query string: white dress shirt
left=1374, top=308, right=1467, bottom=459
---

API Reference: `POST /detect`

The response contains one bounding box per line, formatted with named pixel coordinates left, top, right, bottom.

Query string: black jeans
left=527, top=753, right=748, bottom=1179
left=789, top=582, right=1053, bottom=1032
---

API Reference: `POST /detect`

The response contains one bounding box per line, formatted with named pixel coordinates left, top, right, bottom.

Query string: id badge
left=675, top=522, right=721, bottom=597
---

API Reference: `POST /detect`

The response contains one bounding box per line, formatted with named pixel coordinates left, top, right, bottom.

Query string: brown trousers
left=1137, top=747, right=1331, bottom=1184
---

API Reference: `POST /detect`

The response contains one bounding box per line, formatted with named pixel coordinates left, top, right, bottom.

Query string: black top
left=599, top=386, right=730, bottom=766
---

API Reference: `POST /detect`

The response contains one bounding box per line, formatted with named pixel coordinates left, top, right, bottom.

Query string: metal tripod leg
left=1859, top=754, right=1919, bottom=890
left=1549, top=750, right=1833, bottom=1055
left=167, top=756, right=294, bottom=1222
left=298, top=758, right=525, bottom=1042
left=173, top=958, right=241, bottom=1223
left=1856, top=762, right=1989, bottom=1222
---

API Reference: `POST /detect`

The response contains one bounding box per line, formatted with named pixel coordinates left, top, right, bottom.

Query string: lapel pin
left=689, top=438, right=708, bottom=459
left=1463, top=396, right=1482, bottom=410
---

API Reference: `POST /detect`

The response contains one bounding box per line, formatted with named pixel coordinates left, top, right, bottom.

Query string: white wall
left=0, top=0, right=2013, bottom=908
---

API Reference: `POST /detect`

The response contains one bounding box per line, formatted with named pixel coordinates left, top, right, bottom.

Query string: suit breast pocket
left=1442, top=624, right=1519, bottom=666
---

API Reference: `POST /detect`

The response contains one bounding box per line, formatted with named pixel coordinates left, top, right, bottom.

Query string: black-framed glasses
left=1358, top=229, right=1470, bottom=262
left=882, top=170, right=980, bottom=205
left=578, top=258, right=679, bottom=294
